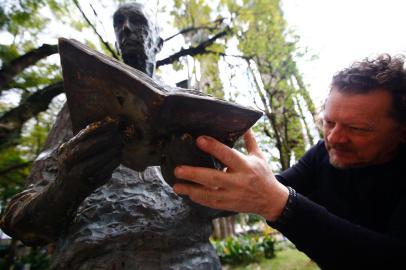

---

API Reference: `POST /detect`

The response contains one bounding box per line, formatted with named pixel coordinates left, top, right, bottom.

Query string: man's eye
left=130, top=16, right=147, bottom=25
left=114, top=15, right=124, bottom=27
left=349, top=126, right=371, bottom=132
left=323, top=120, right=334, bottom=128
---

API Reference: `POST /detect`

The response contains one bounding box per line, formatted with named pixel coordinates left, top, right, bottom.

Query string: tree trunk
left=3, top=238, right=18, bottom=270
left=211, top=216, right=235, bottom=239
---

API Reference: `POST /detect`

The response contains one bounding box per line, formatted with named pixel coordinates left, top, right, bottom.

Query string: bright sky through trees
left=2, top=0, right=405, bottom=111
left=282, top=0, right=406, bottom=107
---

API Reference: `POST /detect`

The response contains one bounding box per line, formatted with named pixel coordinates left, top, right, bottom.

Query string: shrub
left=211, top=233, right=275, bottom=265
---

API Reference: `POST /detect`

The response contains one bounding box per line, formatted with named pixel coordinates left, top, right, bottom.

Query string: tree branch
left=0, top=44, right=58, bottom=93
left=0, top=81, right=64, bottom=149
left=165, top=26, right=218, bottom=42
left=164, top=17, right=225, bottom=42
left=206, top=50, right=250, bottom=60
left=0, top=161, right=33, bottom=176
left=157, top=28, right=231, bottom=67
left=72, top=0, right=119, bottom=60
left=246, top=59, right=269, bottom=110
left=264, top=110, right=286, bottom=170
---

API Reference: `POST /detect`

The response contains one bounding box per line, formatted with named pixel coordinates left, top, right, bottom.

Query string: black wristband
left=267, top=186, right=297, bottom=227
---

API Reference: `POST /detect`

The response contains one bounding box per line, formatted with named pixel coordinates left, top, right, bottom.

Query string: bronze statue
left=113, top=2, right=162, bottom=77
left=0, top=3, right=260, bottom=269
left=58, top=37, right=261, bottom=186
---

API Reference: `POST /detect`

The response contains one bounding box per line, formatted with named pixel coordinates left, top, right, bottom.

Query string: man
left=0, top=3, right=223, bottom=270
left=173, top=54, right=406, bottom=269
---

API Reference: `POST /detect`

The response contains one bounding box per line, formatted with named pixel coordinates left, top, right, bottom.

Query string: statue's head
left=113, top=3, right=163, bottom=77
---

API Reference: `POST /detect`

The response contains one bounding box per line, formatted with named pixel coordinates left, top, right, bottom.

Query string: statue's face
left=113, top=4, right=162, bottom=76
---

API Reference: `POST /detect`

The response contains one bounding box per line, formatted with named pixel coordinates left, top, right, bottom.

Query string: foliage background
left=0, top=0, right=319, bottom=268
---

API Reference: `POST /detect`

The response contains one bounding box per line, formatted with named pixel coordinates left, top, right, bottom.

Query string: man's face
left=322, top=88, right=405, bottom=168
left=113, top=4, right=161, bottom=75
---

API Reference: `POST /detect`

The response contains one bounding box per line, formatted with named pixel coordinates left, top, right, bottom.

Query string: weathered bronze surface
left=0, top=3, right=260, bottom=269
left=59, top=38, right=262, bottom=185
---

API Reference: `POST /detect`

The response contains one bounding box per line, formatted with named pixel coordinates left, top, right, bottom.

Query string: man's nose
left=327, top=125, right=349, bottom=144
left=122, top=18, right=132, bottom=33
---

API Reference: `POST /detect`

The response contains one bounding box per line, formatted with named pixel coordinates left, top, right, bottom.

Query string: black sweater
left=269, top=140, right=406, bottom=270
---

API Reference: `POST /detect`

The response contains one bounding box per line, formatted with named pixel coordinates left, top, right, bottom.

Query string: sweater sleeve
left=275, top=141, right=322, bottom=195
left=270, top=140, right=406, bottom=269
left=268, top=193, right=406, bottom=270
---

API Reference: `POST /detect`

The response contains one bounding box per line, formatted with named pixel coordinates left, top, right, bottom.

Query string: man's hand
left=173, top=129, right=289, bottom=221
left=57, top=117, right=123, bottom=191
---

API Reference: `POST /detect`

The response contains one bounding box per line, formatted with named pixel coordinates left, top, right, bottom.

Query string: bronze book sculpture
left=58, top=38, right=262, bottom=186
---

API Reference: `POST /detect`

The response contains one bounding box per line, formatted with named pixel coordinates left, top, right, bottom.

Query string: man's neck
left=122, top=54, right=154, bottom=77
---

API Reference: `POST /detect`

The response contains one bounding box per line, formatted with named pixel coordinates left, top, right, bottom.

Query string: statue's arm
left=0, top=105, right=123, bottom=246
left=0, top=162, right=94, bottom=246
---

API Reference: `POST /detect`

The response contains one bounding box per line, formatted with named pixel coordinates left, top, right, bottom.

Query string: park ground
left=224, top=247, right=320, bottom=270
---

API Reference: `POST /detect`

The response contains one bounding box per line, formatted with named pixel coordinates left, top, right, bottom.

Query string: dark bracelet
left=267, top=186, right=297, bottom=227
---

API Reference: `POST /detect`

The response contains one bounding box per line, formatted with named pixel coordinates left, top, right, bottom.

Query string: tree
left=0, top=1, right=236, bottom=268
left=164, top=0, right=320, bottom=239
left=169, top=0, right=229, bottom=98
left=219, top=0, right=319, bottom=170
left=0, top=0, right=231, bottom=149
left=0, top=0, right=319, bottom=267
left=166, top=0, right=319, bottom=170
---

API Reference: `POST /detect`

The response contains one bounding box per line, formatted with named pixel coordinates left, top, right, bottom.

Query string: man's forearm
left=0, top=175, right=92, bottom=246
left=268, top=193, right=406, bottom=270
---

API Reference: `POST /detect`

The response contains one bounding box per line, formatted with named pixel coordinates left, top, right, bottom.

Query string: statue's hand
left=161, top=133, right=234, bottom=217
left=56, top=117, right=123, bottom=191
left=161, top=133, right=223, bottom=187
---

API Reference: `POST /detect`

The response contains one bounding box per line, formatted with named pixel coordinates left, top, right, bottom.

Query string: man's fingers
left=196, top=136, right=245, bottom=169
left=174, top=183, right=225, bottom=201
left=174, top=166, right=232, bottom=188
left=244, top=129, right=261, bottom=156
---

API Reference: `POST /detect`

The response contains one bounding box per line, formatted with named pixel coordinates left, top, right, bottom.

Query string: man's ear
left=155, top=37, right=164, bottom=54
left=115, top=41, right=121, bottom=56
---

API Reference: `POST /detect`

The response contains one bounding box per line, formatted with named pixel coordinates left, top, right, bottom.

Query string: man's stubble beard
left=326, top=143, right=359, bottom=169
